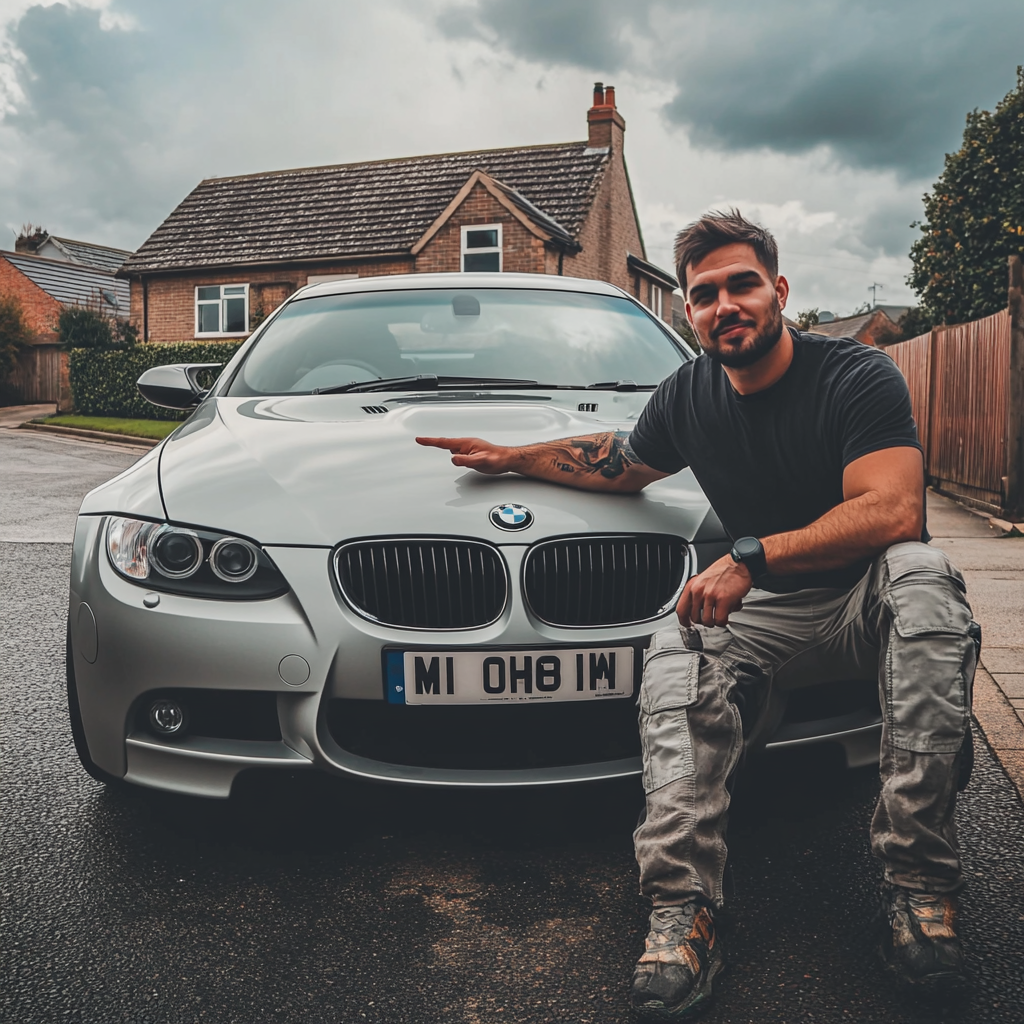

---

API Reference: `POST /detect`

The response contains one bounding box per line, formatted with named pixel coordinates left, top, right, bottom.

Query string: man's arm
left=678, top=446, right=924, bottom=627
left=416, top=432, right=669, bottom=493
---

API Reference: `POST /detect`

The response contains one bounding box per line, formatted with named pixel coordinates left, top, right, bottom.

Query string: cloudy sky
left=1, top=0, right=1022, bottom=317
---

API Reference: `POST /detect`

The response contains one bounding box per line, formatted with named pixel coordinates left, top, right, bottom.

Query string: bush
left=69, top=341, right=244, bottom=420
left=59, top=306, right=138, bottom=351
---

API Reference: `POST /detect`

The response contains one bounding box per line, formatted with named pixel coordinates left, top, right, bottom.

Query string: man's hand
left=416, top=436, right=515, bottom=475
left=677, top=554, right=753, bottom=628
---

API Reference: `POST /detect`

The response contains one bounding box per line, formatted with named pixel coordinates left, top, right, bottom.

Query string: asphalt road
left=2, top=428, right=1023, bottom=1024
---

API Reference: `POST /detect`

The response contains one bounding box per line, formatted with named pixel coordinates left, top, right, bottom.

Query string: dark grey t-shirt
left=628, top=330, right=924, bottom=592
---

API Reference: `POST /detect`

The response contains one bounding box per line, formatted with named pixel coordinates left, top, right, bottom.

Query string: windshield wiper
left=314, top=375, right=541, bottom=394
left=585, top=380, right=657, bottom=391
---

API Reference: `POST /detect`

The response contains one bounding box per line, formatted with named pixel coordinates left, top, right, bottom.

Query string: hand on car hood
left=152, top=395, right=710, bottom=546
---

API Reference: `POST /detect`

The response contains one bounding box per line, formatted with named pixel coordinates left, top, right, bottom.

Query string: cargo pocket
left=638, top=630, right=700, bottom=794
left=882, top=544, right=974, bottom=753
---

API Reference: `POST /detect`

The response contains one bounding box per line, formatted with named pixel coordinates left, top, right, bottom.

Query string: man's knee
left=877, top=542, right=976, bottom=754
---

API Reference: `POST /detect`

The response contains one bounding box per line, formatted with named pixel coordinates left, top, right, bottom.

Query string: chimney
left=587, top=82, right=625, bottom=151
left=15, top=224, right=47, bottom=254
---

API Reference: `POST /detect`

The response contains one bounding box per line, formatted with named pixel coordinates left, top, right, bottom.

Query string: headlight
left=105, top=518, right=288, bottom=599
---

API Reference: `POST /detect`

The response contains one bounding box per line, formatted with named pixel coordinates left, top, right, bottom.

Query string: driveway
left=1, top=429, right=1022, bottom=1024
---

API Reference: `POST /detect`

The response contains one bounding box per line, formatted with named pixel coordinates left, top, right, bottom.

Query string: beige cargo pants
left=634, top=541, right=977, bottom=906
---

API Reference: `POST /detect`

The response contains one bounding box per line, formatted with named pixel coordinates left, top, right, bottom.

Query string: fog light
left=149, top=699, right=187, bottom=736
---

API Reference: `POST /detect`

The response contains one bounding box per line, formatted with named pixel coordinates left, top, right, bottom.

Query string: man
left=417, top=210, right=976, bottom=1020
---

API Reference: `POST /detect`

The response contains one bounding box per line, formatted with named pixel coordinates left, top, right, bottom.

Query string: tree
left=0, top=292, right=33, bottom=377
left=895, top=306, right=935, bottom=342
left=58, top=306, right=138, bottom=351
left=908, top=66, right=1024, bottom=325
left=795, top=308, right=819, bottom=330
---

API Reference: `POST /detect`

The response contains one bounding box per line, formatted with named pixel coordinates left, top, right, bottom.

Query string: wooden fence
left=887, top=300, right=1021, bottom=515
left=6, top=337, right=67, bottom=408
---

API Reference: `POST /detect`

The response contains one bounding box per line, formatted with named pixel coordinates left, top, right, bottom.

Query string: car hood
left=157, top=394, right=711, bottom=546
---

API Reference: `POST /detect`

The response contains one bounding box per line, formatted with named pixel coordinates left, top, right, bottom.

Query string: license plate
left=384, top=647, right=635, bottom=705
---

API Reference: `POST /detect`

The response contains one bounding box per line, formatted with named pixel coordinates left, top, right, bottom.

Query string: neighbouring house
left=0, top=233, right=131, bottom=407
left=119, top=84, right=678, bottom=343
left=14, top=228, right=132, bottom=274
left=809, top=308, right=899, bottom=347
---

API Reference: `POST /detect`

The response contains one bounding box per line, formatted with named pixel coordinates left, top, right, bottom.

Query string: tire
left=66, top=620, right=125, bottom=787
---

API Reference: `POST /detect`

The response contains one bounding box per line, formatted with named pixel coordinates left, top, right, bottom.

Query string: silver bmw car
left=67, top=273, right=882, bottom=798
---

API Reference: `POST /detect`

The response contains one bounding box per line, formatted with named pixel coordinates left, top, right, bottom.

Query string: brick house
left=0, top=238, right=131, bottom=406
left=119, top=85, right=678, bottom=343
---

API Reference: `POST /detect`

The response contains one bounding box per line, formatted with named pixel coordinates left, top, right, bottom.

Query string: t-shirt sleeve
left=837, top=349, right=923, bottom=468
left=628, top=370, right=689, bottom=474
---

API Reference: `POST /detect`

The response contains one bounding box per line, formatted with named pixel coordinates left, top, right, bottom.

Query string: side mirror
left=137, top=363, right=222, bottom=410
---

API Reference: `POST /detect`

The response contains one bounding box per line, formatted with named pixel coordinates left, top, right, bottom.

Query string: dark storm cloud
left=0, top=0, right=350, bottom=247
left=437, top=0, right=654, bottom=71
left=437, top=0, right=1024, bottom=177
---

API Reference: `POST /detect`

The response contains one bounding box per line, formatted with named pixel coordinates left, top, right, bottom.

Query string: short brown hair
left=674, top=209, right=778, bottom=290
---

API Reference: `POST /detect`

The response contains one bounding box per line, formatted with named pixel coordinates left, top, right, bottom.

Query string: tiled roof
left=2, top=250, right=130, bottom=313
left=121, top=141, right=611, bottom=275
left=811, top=310, right=894, bottom=339
left=48, top=235, right=131, bottom=272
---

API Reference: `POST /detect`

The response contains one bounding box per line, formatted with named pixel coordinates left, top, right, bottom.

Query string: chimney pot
left=592, top=82, right=605, bottom=107
left=604, top=85, right=616, bottom=108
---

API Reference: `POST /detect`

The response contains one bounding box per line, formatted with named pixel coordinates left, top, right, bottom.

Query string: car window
left=227, top=288, right=689, bottom=395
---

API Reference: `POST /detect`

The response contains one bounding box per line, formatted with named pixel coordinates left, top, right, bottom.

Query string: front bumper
left=71, top=516, right=658, bottom=797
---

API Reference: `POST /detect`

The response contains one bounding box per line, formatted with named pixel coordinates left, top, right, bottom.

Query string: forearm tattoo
left=546, top=431, right=643, bottom=479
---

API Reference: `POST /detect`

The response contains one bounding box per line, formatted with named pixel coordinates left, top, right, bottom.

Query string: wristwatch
left=730, top=536, right=767, bottom=581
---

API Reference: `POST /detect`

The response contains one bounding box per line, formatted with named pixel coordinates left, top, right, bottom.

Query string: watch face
left=734, top=537, right=761, bottom=559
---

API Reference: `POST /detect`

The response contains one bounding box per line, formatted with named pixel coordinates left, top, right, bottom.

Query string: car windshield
left=226, top=288, right=689, bottom=396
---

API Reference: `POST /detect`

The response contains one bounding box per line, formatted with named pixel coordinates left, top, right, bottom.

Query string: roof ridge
left=1, top=249, right=121, bottom=275
left=197, top=139, right=592, bottom=185
left=51, top=235, right=133, bottom=255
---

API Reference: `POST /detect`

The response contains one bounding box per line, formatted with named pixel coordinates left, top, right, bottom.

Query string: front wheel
left=66, top=620, right=125, bottom=787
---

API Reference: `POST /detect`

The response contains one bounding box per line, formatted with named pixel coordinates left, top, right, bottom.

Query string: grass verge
left=36, top=415, right=179, bottom=440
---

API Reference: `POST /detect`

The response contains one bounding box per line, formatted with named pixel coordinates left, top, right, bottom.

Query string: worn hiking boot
left=880, top=884, right=967, bottom=993
left=630, top=900, right=723, bottom=1020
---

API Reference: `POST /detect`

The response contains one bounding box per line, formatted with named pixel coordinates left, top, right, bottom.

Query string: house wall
left=0, top=257, right=64, bottom=333
left=414, top=182, right=547, bottom=275
left=562, top=149, right=644, bottom=297
left=131, top=257, right=415, bottom=342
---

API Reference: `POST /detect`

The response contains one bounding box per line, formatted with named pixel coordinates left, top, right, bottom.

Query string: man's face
left=684, top=243, right=789, bottom=368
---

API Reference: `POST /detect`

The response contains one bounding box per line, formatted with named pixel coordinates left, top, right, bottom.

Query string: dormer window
left=461, top=225, right=502, bottom=272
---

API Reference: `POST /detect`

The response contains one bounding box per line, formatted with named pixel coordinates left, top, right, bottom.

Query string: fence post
left=924, top=327, right=939, bottom=486
left=1008, top=256, right=1024, bottom=517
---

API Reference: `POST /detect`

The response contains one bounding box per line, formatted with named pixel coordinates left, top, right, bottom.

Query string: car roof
left=294, top=272, right=629, bottom=302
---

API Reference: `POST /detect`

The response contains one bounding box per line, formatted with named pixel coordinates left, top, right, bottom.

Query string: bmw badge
left=490, top=503, right=533, bottom=531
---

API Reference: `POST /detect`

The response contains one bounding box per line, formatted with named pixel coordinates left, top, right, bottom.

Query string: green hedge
left=69, top=341, right=244, bottom=420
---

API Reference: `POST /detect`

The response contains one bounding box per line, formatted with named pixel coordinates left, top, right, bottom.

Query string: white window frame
left=461, top=224, right=503, bottom=273
left=195, top=283, right=250, bottom=337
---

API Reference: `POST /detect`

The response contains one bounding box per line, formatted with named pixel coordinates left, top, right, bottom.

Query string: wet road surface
left=2, top=430, right=1023, bottom=1023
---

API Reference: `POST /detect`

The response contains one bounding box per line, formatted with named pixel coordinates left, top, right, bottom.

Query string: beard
left=698, top=297, right=785, bottom=368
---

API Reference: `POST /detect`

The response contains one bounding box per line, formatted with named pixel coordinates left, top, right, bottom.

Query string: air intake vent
left=361, top=405, right=388, bottom=415
left=578, top=402, right=598, bottom=412
left=523, top=535, right=688, bottom=627
left=335, top=539, right=508, bottom=630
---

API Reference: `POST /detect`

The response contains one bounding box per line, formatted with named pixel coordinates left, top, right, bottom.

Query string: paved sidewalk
left=929, top=490, right=1024, bottom=801
left=0, top=403, right=55, bottom=428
